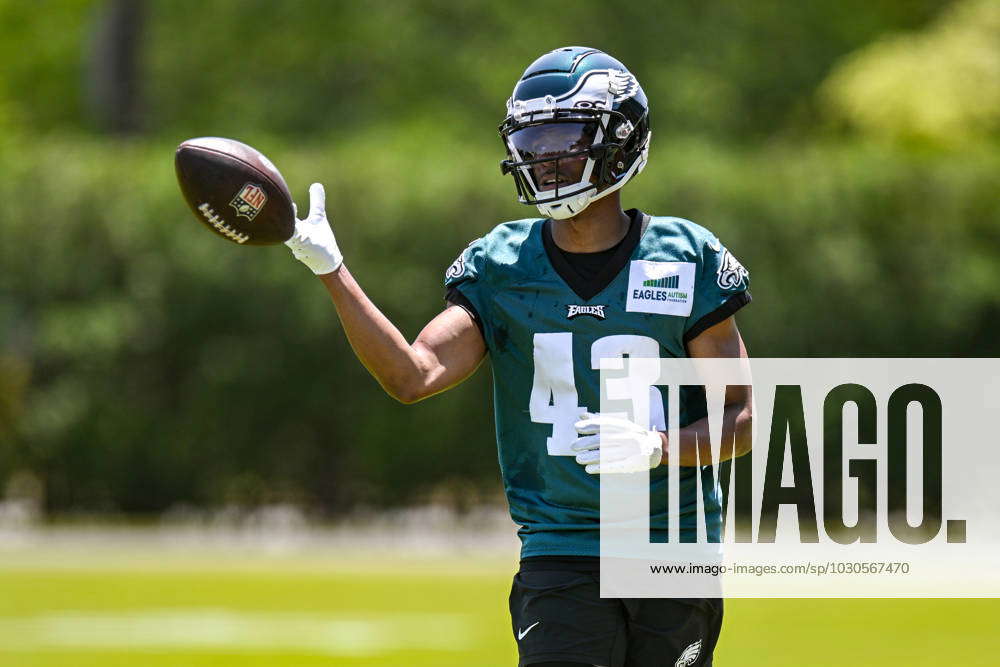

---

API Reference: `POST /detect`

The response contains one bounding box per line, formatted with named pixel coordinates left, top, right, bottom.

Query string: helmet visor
left=508, top=122, right=598, bottom=160
left=507, top=122, right=598, bottom=192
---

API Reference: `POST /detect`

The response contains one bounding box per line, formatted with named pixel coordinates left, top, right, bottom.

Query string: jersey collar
left=542, top=208, right=648, bottom=301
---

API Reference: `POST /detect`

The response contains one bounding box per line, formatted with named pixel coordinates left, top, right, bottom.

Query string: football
left=175, top=137, right=295, bottom=245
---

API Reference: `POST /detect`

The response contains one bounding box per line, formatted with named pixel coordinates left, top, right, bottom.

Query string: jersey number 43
left=529, top=333, right=666, bottom=455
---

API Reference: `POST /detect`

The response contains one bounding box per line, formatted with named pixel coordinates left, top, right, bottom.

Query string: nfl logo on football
left=230, top=182, right=267, bottom=221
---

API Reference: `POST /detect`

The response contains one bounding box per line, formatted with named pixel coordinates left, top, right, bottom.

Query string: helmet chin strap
left=538, top=191, right=591, bottom=220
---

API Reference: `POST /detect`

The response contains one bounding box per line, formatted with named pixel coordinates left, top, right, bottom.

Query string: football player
left=286, top=46, right=753, bottom=667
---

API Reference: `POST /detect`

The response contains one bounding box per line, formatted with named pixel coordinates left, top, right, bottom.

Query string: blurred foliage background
left=0, top=0, right=998, bottom=516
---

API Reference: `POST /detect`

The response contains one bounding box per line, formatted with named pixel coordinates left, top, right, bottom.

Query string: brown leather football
left=175, top=137, right=295, bottom=245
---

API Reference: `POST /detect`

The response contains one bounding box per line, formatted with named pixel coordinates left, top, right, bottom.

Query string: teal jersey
left=444, top=211, right=750, bottom=557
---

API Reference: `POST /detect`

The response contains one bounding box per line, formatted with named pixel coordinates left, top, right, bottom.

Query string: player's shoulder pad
left=643, top=216, right=749, bottom=291
left=444, top=218, right=541, bottom=288
left=644, top=216, right=719, bottom=254
left=641, top=215, right=720, bottom=262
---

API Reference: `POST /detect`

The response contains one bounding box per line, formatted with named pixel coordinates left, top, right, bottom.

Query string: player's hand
left=570, top=412, right=663, bottom=474
left=285, top=182, right=343, bottom=275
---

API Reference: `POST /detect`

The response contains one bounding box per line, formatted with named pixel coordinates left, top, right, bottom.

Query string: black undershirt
left=541, top=208, right=644, bottom=301
left=554, top=218, right=633, bottom=285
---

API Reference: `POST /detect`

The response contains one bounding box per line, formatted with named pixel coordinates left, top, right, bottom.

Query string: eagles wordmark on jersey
left=445, top=210, right=750, bottom=558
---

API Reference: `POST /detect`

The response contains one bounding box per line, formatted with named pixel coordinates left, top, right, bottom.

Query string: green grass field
left=0, top=543, right=996, bottom=666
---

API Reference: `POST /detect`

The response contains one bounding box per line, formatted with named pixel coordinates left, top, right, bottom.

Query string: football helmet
left=499, top=46, right=651, bottom=220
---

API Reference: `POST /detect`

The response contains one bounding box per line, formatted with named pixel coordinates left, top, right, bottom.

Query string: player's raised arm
left=285, top=183, right=486, bottom=404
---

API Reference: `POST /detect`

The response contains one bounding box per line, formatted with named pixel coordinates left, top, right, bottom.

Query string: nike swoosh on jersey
left=517, top=621, right=540, bottom=640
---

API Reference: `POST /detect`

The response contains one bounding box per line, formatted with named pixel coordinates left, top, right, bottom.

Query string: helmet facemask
left=500, top=108, right=635, bottom=220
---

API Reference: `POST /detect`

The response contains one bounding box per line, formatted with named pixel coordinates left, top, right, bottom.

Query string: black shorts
left=509, top=557, right=723, bottom=667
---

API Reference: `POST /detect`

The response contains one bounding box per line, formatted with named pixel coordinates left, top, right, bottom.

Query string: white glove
left=285, top=182, right=343, bottom=275
left=571, top=412, right=663, bottom=474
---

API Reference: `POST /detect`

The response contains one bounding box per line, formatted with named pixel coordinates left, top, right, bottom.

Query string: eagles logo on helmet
left=499, top=46, right=651, bottom=220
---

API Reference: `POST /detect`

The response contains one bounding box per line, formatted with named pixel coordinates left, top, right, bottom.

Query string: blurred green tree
left=86, top=0, right=146, bottom=134
left=821, top=0, right=1000, bottom=146
left=0, top=0, right=995, bottom=515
